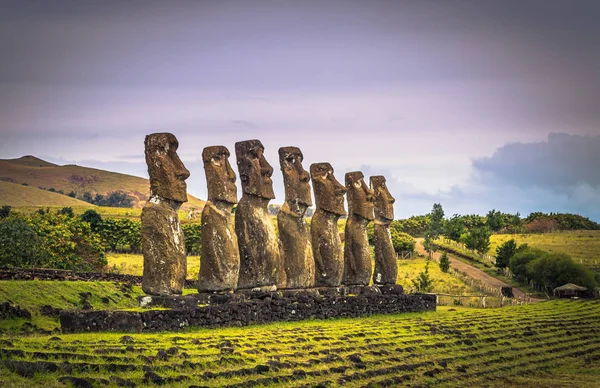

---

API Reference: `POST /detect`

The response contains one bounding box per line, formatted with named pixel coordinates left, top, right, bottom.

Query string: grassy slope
left=0, top=182, right=93, bottom=207
left=490, top=231, right=600, bottom=270
left=0, top=281, right=146, bottom=332
left=0, top=156, right=205, bottom=212
left=0, top=300, right=598, bottom=387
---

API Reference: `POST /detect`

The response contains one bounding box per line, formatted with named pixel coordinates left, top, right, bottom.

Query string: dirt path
left=414, top=238, right=542, bottom=302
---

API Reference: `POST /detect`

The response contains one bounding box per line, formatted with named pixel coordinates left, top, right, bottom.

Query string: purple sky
left=1, top=0, right=599, bottom=220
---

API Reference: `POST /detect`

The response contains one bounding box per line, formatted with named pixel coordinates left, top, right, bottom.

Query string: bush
left=97, top=218, right=141, bottom=253
left=80, top=209, right=103, bottom=231
left=0, top=205, right=11, bottom=219
left=495, top=239, right=525, bottom=269
left=0, top=212, right=106, bottom=271
left=0, top=217, right=44, bottom=267
left=182, top=223, right=202, bottom=255
left=412, top=261, right=435, bottom=292
left=367, top=223, right=415, bottom=255
left=509, top=247, right=544, bottom=283
left=526, top=253, right=596, bottom=291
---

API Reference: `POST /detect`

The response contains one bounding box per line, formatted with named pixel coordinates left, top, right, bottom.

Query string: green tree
left=486, top=209, right=505, bottom=232
left=439, top=252, right=450, bottom=273
left=0, top=217, right=44, bottom=267
left=509, top=247, right=546, bottom=283
left=80, top=209, right=103, bottom=231
left=82, top=191, right=93, bottom=203
left=0, top=205, right=12, bottom=219
left=412, top=262, right=435, bottom=292
left=182, top=223, right=202, bottom=255
left=58, top=207, right=74, bottom=217
left=424, top=203, right=444, bottom=258
left=444, top=214, right=464, bottom=242
left=495, top=239, right=517, bottom=269
left=67, top=191, right=77, bottom=198
left=464, top=226, right=491, bottom=254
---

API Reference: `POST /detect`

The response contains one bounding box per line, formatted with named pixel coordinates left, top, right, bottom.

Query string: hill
left=0, top=156, right=204, bottom=212
left=0, top=181, right=93, bottom=207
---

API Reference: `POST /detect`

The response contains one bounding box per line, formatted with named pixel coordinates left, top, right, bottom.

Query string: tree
left=82, top=191, right=93, bottom=203
left=80, top=209, right=103, bottom=231
left=0, top=218, right=44, bottom=267
left=58, top=207, right=74, bottom=217
left=424, top=203, right=444, bottom=258
left=412, top=261, right=435, bottom=292
left=495, top=239, right=517, bottom=269
left=486, top=209, right=505, bottom=232
left=509, top=247, right=546, bottom=283
left=439, top=252, right=450, bottom=273
left=67, top=191, right=77, bottom=198
left=464, top=226, right=491, bottom=254
left=0, top=205, right=11, bottom=219
left=444, top=214, right=464, bottom=242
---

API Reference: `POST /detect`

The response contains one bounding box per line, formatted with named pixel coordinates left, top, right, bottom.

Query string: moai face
left=310, top=162, right=347, bottom=216
left=144, top=133, right=190, bottom=203
left=235, top=140, right=275, bottom=200
left=279, top=146, right=313, bottom=214
left=203, top=146, right=238, bottom=204
left=345, top=171, right=375, bottom=221
left=370, top=175, right=395, bottom=222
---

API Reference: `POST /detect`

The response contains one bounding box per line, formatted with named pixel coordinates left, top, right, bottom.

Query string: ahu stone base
left=60, top=287, right=436, bottom=333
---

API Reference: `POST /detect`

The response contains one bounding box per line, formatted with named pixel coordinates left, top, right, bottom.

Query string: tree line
left=37, top=186, right=134, bottom=208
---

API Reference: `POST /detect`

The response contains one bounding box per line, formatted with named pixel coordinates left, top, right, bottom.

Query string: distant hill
left=0, top=181, right=93, bottom=207
left=0, top=156, right=205, bottom=211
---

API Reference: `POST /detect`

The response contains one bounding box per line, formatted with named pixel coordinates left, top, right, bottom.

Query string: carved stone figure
left=141, top=133, right=190, bottom=295
left=343, top=171, right=375, bottom=286
left=235, top=140, right=283, bottom=289
left=277, top=146, right=315, bottom=289
left=198, top=146, right=240, bottom=292
left=310, top=162, right=347, bottom=287
left=370, top=175, right=397, bottom=285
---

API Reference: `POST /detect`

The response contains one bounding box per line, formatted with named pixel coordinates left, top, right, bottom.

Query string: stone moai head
left=345, top=171, right=375, bottom=221
left=235, top=140, right=275, bottom=200
left=202, top=146, right=237, bottom=205
left=310, top=162, right=347, bottom=216
left=144, top=133, right=190, bottom=203
left=370, top=175, right=395, bottom=222
left=279, top=146, right=313, bottom=215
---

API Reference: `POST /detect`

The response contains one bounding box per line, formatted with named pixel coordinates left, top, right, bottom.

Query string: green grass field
left=490, top=231, right=600, bottom=270
left=0, top=300, right=598, bottom=387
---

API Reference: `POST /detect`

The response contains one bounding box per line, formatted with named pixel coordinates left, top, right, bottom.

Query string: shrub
left=412, top=261, right=435, bottom=292
left=80, top=209, right=103, bottom=231
left=0, top=205, right=12, bottom=219
left=495, top=239, right=524, bottom=269
left=182, top=223, right=202, bottom=255
left=509, top=247, right=544, bottom=283
left=0, top=217, right=44, bottom=267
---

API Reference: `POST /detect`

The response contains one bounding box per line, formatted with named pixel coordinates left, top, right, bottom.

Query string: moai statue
left=141, top=133, right=190, bottom=295
left=198, top=146, right=240, bottom=292
left=277, top=146, right=315, bottom=289
left=235, top=140, right=283, bottom=290
left=370, top=176, right=397, bottom=285
left=343, top=171, right=375, bottom=286
left=310, top=163, right=347, bottom=287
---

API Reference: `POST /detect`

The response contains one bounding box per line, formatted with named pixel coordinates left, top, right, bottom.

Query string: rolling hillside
left=0, top=181, right=93, bottom=207
left=0, top=156, right=205, bottom=211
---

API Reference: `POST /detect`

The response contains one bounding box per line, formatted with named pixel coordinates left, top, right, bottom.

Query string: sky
left=1, top=0, right=599, bottom=220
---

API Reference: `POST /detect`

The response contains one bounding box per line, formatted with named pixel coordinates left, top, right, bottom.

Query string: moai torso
left=234, top=140, right=283, bottom=290
left=343, top=171, right=375, bottom=286
left=310, top=163, right=347, bottom=287
left=198, top=146, right=240, bottom=292
left=371, top=176, right=397, bottom=285
left=141, top=133, right=190, bottom=295
left=277, top=147, right=315, bottom=289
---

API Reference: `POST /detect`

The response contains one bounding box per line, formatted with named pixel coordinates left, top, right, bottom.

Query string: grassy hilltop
left=0, top=156, right=205, bottom=212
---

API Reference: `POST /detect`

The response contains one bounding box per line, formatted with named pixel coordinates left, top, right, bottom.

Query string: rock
left=342, top=171, right=374, bottom=286
left=60, top=310, right=143, bottom=334
left=310, top=163, right=347, bottom=287
left=277, top=147, right=315, bottom=289
left=144, top=371, right=166, bottom=385
left=198, top=146, right=240, bottom=292
left=120, top=335, right=134, bottom=344
left=235, top=140, right=281, bottom=289
left=141, top=133, right=189, bottom=296
left=0, top=302, right=31, bottom=320
left=57, top=376, right=93, bottom=388
left=40, top=305, right=62, bottom=317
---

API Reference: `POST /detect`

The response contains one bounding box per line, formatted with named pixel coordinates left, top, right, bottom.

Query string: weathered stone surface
left=277, top=146, right=315, bottom=289
left=198, top=146, right=240, bottom=292
left=310, top=163, right=347, bottom=287
left=141, top=133, right=189, bottom=296
left=343, top=171, right=375, bottom=286
left=371, top=175, right=397, bottom=285
left=60, top=310, right=143, bottom=333
left=61, top=291, right=436, bottom=332
left=235, top=140, right=283, bottom=289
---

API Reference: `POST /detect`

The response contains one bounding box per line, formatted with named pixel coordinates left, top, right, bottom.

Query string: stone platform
left=60, top=286, right=436, bottom=333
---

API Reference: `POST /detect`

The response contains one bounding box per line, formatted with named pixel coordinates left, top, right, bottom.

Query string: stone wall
left=60, top=292, right=436, bottom=333
left=0, top=268, right=196, bottom=288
